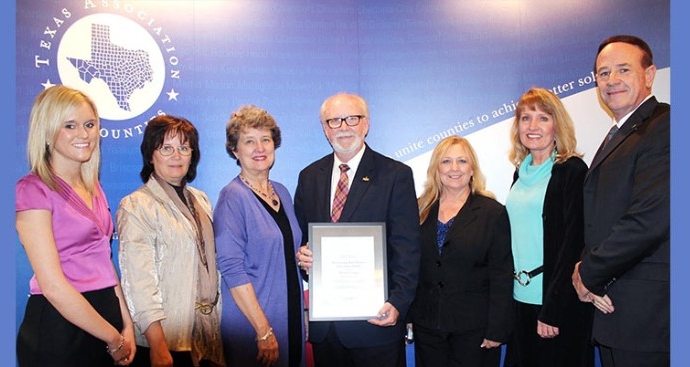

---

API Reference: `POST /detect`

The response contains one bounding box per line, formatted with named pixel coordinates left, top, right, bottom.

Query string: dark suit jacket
left=579, top=96, right=670, bottom=352
left=294, top=145, right=421, bottom=348
left=409, top=194, right=513, bottom=343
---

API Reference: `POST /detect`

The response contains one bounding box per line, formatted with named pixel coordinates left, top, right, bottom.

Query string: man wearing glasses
left=294, top=93, right=421, bottom=367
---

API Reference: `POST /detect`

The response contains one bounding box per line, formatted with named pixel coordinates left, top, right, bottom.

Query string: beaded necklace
left=240, top=175, right=279, bottom=206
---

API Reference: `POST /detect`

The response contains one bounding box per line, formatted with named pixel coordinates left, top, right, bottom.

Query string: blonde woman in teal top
left=504, top=88, right=593, bottom=367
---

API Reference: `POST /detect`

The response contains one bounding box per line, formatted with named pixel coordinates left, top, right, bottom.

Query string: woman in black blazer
left=409, top=135, right=514, bottom=367
left=504, top=88, right=593, bottom=367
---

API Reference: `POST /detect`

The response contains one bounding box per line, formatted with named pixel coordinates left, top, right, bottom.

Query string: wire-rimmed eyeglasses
left=157, top=144, right=193, bottom=156
left=324, top=115, right=365, bottom=129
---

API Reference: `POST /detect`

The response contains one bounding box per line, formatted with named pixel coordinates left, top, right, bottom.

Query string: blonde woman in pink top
left=15, top=85, right=136, bottom=367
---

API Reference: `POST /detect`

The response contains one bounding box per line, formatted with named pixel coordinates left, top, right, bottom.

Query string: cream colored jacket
left=116, top=178, right=222, bottom=350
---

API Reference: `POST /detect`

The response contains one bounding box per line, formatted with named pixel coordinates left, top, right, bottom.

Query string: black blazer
left=409, top=194, right=513, bottom=343
left=294, top=145, right=421, bottom=348
left=579, top=97, right=670, bottom=352
left=511, top=157, right=590, bottom=327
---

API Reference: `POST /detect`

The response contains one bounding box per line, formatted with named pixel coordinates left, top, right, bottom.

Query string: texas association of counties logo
left=35, top=7, right=181, bottom=140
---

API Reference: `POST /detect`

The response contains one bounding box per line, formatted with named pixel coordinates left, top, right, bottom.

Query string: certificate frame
left=308, top=222, right=388, bottom=321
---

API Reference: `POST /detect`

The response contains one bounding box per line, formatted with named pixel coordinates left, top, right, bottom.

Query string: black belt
left=514, top=265, right=544, bottom=286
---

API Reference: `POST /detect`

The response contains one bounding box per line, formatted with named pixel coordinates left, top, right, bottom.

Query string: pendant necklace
left=240, top=175, right=279, bottom=206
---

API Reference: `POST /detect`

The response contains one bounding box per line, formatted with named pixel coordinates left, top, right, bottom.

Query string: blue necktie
left=603, top=124, right=619, bottom=149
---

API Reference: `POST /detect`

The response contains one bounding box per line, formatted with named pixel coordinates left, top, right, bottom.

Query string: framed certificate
left=308, top=222, right=388, bottom=321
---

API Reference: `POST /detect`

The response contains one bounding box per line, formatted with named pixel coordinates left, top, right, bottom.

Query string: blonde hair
left=26, top=85, right=101, bottom=193
left=418, top=136, right=494, bottom=223
left=508, top=87, right=582, bottom=167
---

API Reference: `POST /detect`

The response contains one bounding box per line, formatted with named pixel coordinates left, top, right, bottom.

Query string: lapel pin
left=362, top=176, right=370, bottom=182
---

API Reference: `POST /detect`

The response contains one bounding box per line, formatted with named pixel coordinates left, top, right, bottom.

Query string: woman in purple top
left=214, top=105, right=305, bottom=367
left=15, top=85, right=136, bottom=367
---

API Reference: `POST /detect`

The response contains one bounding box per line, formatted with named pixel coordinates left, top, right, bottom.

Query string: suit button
left=435, top=261, right=442, bottom=267
left=437, top=281, right=444, bottom=288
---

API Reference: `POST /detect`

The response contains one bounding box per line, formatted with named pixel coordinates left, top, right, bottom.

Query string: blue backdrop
left=13, top=1, right=673, bottom=365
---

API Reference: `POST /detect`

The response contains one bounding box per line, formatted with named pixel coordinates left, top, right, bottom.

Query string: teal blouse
left=505, top=152, right=554, bottom=304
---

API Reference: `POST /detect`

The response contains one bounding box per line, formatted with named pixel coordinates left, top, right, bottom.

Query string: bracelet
left=106, top=335, right=124, bottom=355
left=256, top=327, right=273, bottom=342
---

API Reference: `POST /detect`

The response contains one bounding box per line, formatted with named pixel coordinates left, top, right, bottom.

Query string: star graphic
left=167, top=89, right=179, bottom=101
left=41, top=79, right=55, bottom=89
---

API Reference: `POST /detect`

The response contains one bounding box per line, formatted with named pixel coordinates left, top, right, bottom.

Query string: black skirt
left=17, top=287, right=124, bottom=367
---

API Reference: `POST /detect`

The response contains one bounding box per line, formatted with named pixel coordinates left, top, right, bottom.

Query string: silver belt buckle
left=514, top=270, right=532, bottom=287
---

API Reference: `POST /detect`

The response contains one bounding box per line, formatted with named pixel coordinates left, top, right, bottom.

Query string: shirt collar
left=333, top=144, right=366, bottom=172
left=614, top=94, right=653, bottom=128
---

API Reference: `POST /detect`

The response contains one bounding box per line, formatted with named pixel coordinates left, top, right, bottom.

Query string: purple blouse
left=15, top=173, right=116, bottom=294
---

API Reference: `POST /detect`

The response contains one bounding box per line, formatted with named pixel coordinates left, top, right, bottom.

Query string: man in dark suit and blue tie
left=294, top=92, right=421, bottom=367
left=572, top=35, right=670, bottom=367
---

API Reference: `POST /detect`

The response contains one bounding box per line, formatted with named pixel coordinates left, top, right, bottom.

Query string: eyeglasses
left=324, top=115, right=365, bottom=129
left=157, top=144, right=193, bottom=156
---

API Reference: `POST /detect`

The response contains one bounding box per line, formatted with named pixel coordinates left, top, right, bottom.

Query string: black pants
left=413, top=323, right=500, bottom=367
left=506, top=301, right=594, bottom=367
left=130, top=346, right=218, bottom=367
left=17, top=287, right=124, bottom=367
left=598, top=343, right=669, bottom=367
left=311, top=324, right=406, bottom=367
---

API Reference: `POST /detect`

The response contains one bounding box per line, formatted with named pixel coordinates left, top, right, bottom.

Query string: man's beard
left=330, top=131, right=363, bottom=156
